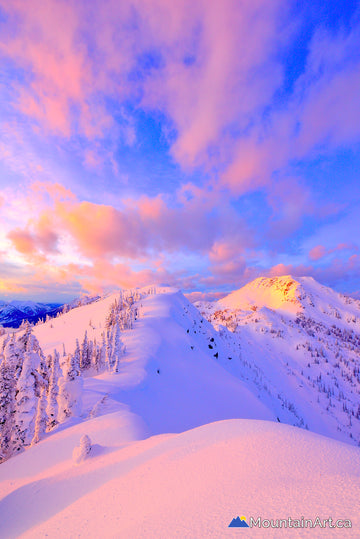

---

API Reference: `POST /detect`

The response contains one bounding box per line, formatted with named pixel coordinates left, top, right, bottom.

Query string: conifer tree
left=106, top=328, right=113, bottom=370
left=58, top=353, right=83, bottom=423
left=14, top=347, right=38, bottom=446
left=0, top=359, right=16, bottom=462
left=80, top=331, right=91, bottom=370
left=46, top=350, right=61, bottom=430
left=31, top=383, right=48, bottom=445
left=113, top=321, right=123, bottom=373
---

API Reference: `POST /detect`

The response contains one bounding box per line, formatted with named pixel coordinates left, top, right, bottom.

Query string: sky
left=0, top=0, right=360, bottom=302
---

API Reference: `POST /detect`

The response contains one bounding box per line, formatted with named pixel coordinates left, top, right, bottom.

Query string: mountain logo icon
left=229, top=516, right=249, bottom=527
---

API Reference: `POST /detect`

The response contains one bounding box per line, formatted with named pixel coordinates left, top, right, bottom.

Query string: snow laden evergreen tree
left=91, top=338, right=104, bottom=373
left=5, top=334, right=23, bottom=381
left=106, top=326, right=114, bottom=370
left=17, top=321, right=33, bottom=351
left=80, top=330, right=91, bottom=371
left=93, top=333, right=106, bottom=373
left=46, top=350, right=61, bottom=430
left=113, top=319, right=124, bottom=373
left=14, top=333, right=49, bottom=448
left=100, top=333, right=107, bottom=371
left=14, top=345, right=38, bottom=447
left=88, top=339, right=93, bottom=369
left=0, top=357, right=16, bottom=462
left=72, top=434, right=92, bottom=464
left=31, top=383, right=48, bottom=446
left=74, top=339, right=81, bottom=370
left=58, top=352, right=83, bottom=423
left=25, top=334, right=48, bottom=399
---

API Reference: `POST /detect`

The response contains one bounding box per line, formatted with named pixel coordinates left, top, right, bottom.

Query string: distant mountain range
left=0, top=300, right=63, bottom=328
left=0, top=295, right=102, bottom=328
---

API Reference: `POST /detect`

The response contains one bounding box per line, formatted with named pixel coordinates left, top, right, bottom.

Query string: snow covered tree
left=46, top=350, right=61, bottom=430
left=74, top=339, right=80, bottom=368
left=93, top=333, right=106, bottom=373
left=17, top=321, right=33, bottom=350
left=57, top=353, right=83, bottom=423
left=0, top=359, right=16, bottom=462
left=4, top=336, right=23, bottom=382
left=106, top=327, right=114, bottom=370
left=113, top=321, right=123, bottom=373
left=72, top=434, right=92, bottom=464
left=80, top=331, right=91, bottom=370
left=14, top=347, right=39, bottom=447
left=31, top=383, right=48, bottom=446
left=22, top=335, right=47, bottom=399
left=88, top=339, right=93, bottom=370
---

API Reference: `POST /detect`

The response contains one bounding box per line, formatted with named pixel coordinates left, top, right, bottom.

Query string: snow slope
left=1, top=280, right=360, bottom=538
left=0, top=419, right=359, bottom=538
left=196, top=276, right=360, bottom=445
left=31, top=288, right=273, bottom=437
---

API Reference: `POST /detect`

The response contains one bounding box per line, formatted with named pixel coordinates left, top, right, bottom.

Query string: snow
left=72, top=434, right=92, bottom=464
left=16, top=288, right=273, bottom=437
left=196, top=276, right=360, bottom=445
left=218, top=275, right=304, bottom=314
left=1, top=278, right=360, bottom=537
left=0, top=419, right=359, bottom=538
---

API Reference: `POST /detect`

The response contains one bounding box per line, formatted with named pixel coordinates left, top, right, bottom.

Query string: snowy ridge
left=35, top=287, right=273, bottom=434
left=0, top=278, right=360, bottom=537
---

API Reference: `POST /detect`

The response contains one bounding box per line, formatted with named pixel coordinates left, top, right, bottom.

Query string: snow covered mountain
left=0, top=300, right=62, bottom=328
left=0, top=279, right=360, bottom=536
left=196, top=275, right=360, bottom=445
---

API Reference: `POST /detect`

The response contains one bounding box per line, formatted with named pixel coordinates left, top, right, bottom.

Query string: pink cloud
left=0, top=0, right=117, bottom=137
left=0, top=0, right=287, bottom=167
left=219, top=18, right=360, bottom=198
left=140, top=0, right=285, bottom=168
left=7, top=228, right=36, bottom=255
left=0, top=278, right=27, bottom=295
left=309, top=242, right=358, bottom=261
left=296, top=24, right=360, bottom=153
left=7, top=219, right=58, bottom=257
left=30, top=181, right=76, bottom=202
left=4, top=181, right=251, bottom=268
left=309, top=245, right=327, bottom=261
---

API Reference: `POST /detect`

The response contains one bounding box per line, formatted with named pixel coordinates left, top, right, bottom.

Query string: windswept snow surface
left=1, top=281, right=360, bottom=537
left=0, top=420, right=359, bottom=538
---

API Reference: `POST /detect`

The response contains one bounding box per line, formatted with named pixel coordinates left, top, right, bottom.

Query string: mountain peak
left=218, top=275, right=304, bottom=314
